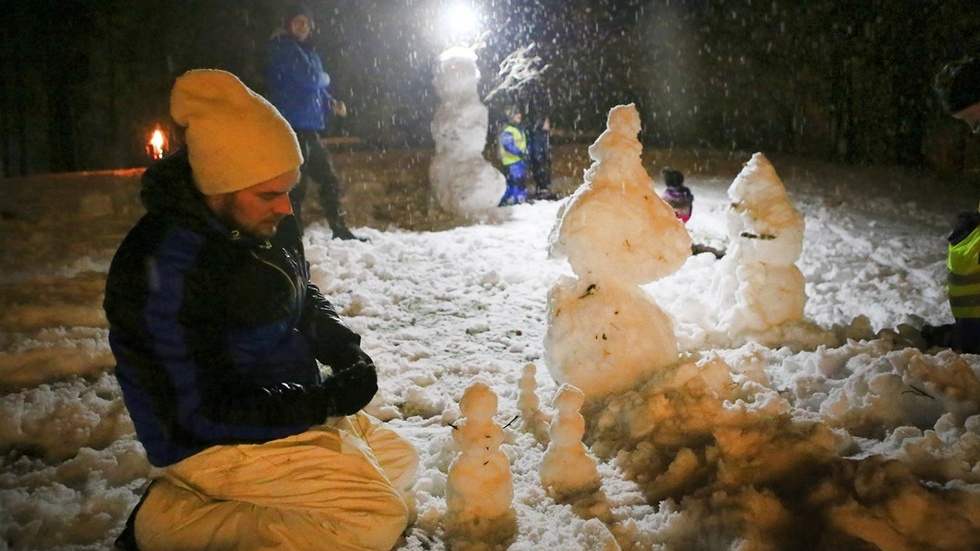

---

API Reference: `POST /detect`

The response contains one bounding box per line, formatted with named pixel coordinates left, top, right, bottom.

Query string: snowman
left=517, top=363, right=551, bottom=445
left=713, top=152, right=806, bottom=334
left=445, top=381, right=516, bottom=540
left=545, top=104, right=691, bottom=396
left=540, top=384, right=601, bottom=499
left=429, top=47, right=506, bottom=216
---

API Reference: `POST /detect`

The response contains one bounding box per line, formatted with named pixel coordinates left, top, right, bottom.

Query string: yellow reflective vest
left=948, top=224, right=980, bottom=319
left=498, top=124, right=527, bottom=166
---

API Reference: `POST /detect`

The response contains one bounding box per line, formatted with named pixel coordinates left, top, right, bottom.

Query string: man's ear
left=204, top=193, right=226, bottom=214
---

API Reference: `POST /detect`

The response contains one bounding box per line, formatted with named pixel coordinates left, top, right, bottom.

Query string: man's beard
left=214, top=196, right=282, bottom=240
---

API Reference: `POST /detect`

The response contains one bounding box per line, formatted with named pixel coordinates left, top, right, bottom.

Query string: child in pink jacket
left=660, top=167, right=693, bottom=223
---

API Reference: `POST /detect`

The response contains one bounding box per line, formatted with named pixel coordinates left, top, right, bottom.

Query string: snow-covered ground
left=0, top=140, right=978, bottom=550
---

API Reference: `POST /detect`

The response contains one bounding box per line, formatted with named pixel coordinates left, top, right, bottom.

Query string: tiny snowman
left=540, top=384, right=601, bottom=499
left=713, top=152, right=806, bottom=334
left=445, top=381, right=516, bottom=539
left=518, top=363, right=551, bottom=444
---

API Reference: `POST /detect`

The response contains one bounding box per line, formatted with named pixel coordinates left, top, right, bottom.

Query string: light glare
left=441, top=2, right=479, bottom=44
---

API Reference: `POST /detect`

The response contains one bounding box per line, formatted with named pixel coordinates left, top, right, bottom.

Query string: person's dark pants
left=922, top=318, right=980, bottom=354
left=291, top=130, right=347, bottom=232
left=952, top=318, right=980, bottom=354
left=529, top=131, right=551, bottom=192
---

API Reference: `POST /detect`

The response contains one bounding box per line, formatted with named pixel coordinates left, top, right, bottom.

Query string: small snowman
left=713, top=152, right=806, bottom=334
left=540, top=384, right=602, bottom=499
left=517, top=363, right=551, bottom=445
left=445, top=381, right=516, bottom=541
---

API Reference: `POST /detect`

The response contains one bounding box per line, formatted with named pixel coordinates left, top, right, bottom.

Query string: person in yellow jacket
left=497, top=107, right=529, bottom=206
left=924, top=57, right=980, bottom=353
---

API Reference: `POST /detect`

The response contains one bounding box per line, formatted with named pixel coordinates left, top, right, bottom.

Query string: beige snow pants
left=134, top=413, right=418, bottom=551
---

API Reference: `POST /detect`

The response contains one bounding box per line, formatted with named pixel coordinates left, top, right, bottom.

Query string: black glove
left=320, top=364, right=378, bottom=416
left=331, top=341, right=375, bottom=373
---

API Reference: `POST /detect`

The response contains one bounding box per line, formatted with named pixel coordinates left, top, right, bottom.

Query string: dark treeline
left=2, top=0, right=979, bottom=177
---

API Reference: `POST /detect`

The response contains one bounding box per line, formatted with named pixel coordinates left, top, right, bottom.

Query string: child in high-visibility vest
left=923, top=208, right=980, bottom=354
left=945, top=208, right=980, bottom=353
left=497, top=108, right=529, bottom=206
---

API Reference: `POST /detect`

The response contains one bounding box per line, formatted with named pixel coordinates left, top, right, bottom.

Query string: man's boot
left=330, top=223, right=368, bottom=242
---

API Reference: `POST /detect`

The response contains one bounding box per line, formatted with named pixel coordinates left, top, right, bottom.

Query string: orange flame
left=148, top=127, right=167, bottom=159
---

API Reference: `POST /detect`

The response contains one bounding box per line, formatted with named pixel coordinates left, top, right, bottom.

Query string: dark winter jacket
left=104, top=148, right=361, bottom=467
left=266, top=31, right=334, bottom=131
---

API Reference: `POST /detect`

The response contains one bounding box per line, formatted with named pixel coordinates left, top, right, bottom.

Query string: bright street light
left=440, top=1, right=480, bottom=45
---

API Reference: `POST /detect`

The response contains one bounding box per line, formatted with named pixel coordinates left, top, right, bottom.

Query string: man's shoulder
left=114, top=212, right=205, bottom=262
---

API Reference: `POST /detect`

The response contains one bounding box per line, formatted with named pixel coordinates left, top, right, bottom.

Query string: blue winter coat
left=266, top=32, right=333, bottom=131
left=103, top=148, right=361, bottom=467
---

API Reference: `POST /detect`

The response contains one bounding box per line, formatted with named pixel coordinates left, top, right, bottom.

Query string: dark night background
left=2, top=0, right=980, bottom=178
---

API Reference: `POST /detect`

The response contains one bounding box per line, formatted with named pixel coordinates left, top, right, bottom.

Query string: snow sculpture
left=445, top=381, right=516, bottom=541
left=545, top=104, right=691, bottom=396
left=713, top=152, right=806, bottom=334
left=517, top=363, right=551, bottom=445
left=429, top=47, right=506, bottom=216
left=540, top=384, right=601, bottom=499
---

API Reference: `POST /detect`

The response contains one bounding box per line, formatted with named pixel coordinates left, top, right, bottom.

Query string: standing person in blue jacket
left=497, top=106, right=529, bottom=206
left=266, top=4, right=364, bottom=240
left=105, top=69, right=417, bottom=551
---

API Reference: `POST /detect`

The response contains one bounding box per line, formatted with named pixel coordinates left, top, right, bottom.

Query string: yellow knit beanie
left=170, top=69, right=303, bottom=196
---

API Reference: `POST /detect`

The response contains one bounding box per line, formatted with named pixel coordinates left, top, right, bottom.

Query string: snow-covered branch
left=483, top=43, right=550, bottom=104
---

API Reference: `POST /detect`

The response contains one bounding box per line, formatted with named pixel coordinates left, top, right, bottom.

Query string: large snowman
left=545, top=104, right=691, bottom=397
left=429, top=47, right=506, bottom=217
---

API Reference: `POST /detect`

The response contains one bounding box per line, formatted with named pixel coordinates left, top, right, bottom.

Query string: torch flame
left=148, top=127, right=167, bottom=160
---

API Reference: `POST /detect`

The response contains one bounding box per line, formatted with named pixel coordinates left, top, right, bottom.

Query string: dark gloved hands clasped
left=321, top=362, right=378, bottom=416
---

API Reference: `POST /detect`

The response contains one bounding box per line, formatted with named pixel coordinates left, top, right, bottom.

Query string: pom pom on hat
left=170, top=69, right=303, bottom=196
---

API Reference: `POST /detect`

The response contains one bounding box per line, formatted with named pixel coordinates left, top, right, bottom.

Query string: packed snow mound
left=545, top=276, right=678, bottom=396
left=550, top=104, right=691, bottom=284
